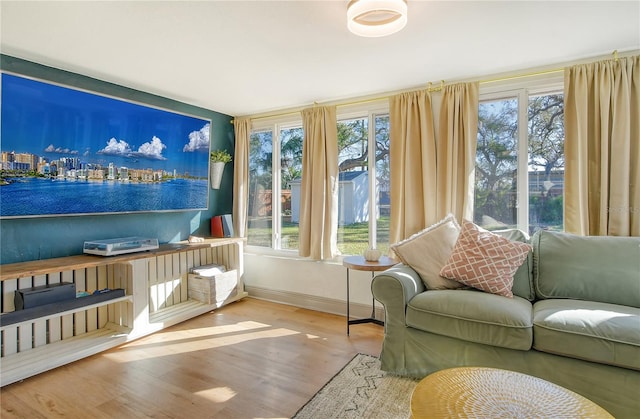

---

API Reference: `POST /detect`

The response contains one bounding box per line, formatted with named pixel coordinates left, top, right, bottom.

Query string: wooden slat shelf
left=0, top=238, right=244, bottom=281
left=149, top=299, right=212, bottom=327
left=0, top=323, right=131, bottom=386
left=0, top=294, right=133, bottom=330
left=0, top=237, right=245, bottom=386
left=148, top=292, right=249, bottom=326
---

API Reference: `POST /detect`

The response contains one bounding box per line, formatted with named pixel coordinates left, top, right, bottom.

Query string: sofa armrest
left=372, top=263, right=425, bottom=327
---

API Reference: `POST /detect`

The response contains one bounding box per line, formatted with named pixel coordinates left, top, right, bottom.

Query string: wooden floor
left=0, top=298, right=384, bottom=418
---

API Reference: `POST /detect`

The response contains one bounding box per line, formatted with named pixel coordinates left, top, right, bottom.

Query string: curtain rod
left=230, top=68, right=560, bottom=124
left=479, top=68, right=562, bottom=85
left=230, top=80, right=446, bottom=124
left=231, top=50, right=626, bottom=124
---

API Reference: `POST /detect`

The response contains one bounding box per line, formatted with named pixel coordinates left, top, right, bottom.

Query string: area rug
left=293, top=353, right=419, bottom=419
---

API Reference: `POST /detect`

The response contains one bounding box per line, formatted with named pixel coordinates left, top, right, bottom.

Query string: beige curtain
left=564, top=56, right=640, bottom=236
left=388, top=83, right=479, bottom=244
left=436, top=82, right=480, bottom=222
left=389, top=90, right=438, bottom=244
left=299, top=106, right=339, bottom=260
left=232, top=117, right=251, bottom=238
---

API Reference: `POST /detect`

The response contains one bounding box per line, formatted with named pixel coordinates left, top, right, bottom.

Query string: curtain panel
left=436, top=82, right=479, bottom=222
left=389, top=90, right=438, bottom=244
left=389, top=82, right=479, bottom=244
left=232, top=117, right=251, bottom=238
left=564, top=56, right=640, bottom=236
left=299, top=106, right=339, bottom=260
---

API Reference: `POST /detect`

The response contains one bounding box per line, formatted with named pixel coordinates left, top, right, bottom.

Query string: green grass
left=247, top=216, right=390, bottom=256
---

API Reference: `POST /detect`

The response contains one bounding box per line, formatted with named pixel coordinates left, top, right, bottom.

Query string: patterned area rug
left=293, top=353, right=419, bottom=419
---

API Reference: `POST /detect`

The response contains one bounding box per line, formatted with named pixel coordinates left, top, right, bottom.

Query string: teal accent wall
left=0, top=55, right=235, bottom=264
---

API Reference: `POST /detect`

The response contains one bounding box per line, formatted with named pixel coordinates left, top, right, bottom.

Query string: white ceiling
left=1, top=1, right=639, bottom=117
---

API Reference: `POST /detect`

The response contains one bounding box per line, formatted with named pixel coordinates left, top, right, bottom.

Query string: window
left=475, top=88, right=564, bottom=234
left=247, top=103, right=389, bottom=256
left=246, top=81, right=562, bottom=255
left=336, top=114, right=390, bottom=256
left=279, top=126, right=303, bottom=250
left=475, top=97, right=519, bottom=228
left=247, top=129, right=272, bottom=247
left=527, top=94, right=565, bottom=233
left=247, top=123, right=303, bottom=250
left=374, top=115, right=391, bottom=253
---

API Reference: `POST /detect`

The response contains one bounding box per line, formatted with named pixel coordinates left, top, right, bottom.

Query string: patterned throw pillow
left=391, top=214, right=465, bottom=290
left=439, top=220, right=532, bottom=298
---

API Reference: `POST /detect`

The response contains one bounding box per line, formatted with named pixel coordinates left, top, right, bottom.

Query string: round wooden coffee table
left=410, top=367, right=613, bottom=418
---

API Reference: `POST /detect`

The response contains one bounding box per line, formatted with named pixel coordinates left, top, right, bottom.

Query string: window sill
left=244, top=245, right=345, bottom=266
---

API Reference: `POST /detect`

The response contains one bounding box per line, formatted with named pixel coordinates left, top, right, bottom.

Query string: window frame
left=477, top=72, right=564, bottom=233
left=246, top=74, right=565, bottom=255
left=250, top=116, right=304, bottom=253
left=247, top=101, right=389, bottom=258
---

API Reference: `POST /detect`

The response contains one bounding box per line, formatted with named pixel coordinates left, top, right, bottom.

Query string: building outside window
left=336, top=113, right=390, bottom=256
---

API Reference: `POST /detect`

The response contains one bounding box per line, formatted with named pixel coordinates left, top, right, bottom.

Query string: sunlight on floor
left=104, top=320, right=301, bottom=360
left=194, top=386, right=237, bottom=403
left=123, top=320, right=272, bottom=346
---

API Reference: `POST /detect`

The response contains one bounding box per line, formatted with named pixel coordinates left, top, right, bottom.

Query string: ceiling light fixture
left=347, top=0, right=408, bottom=38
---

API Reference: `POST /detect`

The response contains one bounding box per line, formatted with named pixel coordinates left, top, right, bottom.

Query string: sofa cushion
left=439, top=220, right=532, bottom=298
left=492, top=228, right=535, bottom=301
left=532, top=230, right=640, bottom=308
left=390, top=214, right=464, bottom=290
left=533, top=299, right=640, bottom=370
left=406, top=289, right=533, bottom=351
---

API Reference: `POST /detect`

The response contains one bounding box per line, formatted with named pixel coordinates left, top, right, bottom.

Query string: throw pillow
left=439, top=220, right=532, bottom=298
left=390, top=214, right=465, bottom=290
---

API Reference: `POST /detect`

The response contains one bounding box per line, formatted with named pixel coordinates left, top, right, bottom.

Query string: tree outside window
left=474, top=92, right=564, bottom=234
left=248, top=112, right=390, bottom=256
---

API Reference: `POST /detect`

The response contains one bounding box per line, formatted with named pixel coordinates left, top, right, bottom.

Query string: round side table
left=410, top=367, right=614, bottom=418
left=342, top=255, right=397, bottom=336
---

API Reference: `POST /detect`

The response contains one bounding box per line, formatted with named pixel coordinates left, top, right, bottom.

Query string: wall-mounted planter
left=210, top=162, right=226, bottom=189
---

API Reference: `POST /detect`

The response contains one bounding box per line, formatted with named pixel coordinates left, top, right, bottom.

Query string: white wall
left=243, top=249, right=385, bottom=319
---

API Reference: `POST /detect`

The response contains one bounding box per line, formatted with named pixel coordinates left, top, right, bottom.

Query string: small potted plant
left=210, top=149, right=232, bottom=189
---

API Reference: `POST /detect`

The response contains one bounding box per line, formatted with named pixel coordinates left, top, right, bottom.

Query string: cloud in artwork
left=132, top=136, right=167, bottom=160
left=183, top=123, right=210, bottom=152
left=98, top=136, right=167, bottom=161
left=98, top=138, right=132, bottom=156
left=44, top=144, right=79, bottom=155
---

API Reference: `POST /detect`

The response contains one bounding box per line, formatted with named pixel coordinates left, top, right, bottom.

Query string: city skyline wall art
left=0, top=72, right=212, bottom=218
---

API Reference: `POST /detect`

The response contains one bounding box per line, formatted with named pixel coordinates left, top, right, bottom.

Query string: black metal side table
left=343, top=255, right=397, bottom=335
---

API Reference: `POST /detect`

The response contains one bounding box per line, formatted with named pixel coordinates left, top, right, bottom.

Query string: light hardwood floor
left=0, top=298, right=383, bottom=418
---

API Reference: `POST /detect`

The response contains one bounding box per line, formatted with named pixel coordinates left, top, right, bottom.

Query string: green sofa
left=372, top=229, right=640, bottom=418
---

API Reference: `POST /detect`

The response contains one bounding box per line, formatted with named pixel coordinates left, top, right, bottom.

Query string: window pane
left=375, top=114, right=390, bottom=254
left=247, top=130, right=273, bottom=247
left=528, top=93, right=564, bottom=233
left=281, top=126, right=303, bottom=250
left=475, top=98, right=518, bottom=229
left=337, top=118, right=369, bottom=255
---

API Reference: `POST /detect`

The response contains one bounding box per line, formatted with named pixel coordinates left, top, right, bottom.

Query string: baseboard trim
left=245, top=286, right=384, bottom=320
